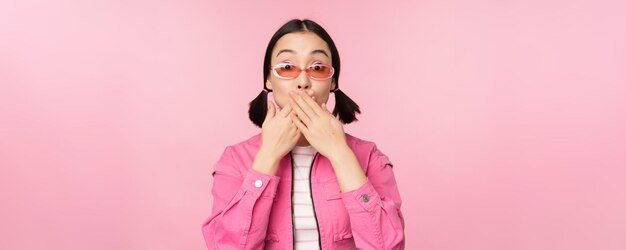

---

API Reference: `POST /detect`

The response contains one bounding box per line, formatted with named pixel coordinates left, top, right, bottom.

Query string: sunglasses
left=270, top=62, right=335, bottom=80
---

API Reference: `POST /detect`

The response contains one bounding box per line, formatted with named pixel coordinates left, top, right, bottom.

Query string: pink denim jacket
left=201, top=133, right=405, bottom=249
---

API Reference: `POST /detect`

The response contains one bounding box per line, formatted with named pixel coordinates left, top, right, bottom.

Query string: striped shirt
left=291, top=145, right=320, bottom=249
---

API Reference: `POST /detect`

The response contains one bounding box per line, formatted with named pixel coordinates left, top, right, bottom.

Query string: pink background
left=2, top=1, right=625, bottom=249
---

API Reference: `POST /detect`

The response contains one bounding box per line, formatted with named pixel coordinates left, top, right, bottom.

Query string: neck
left=295, top=136, right=310, bottom=147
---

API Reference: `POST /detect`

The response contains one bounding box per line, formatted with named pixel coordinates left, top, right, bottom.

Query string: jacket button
left=362, top=194, right=370, bottom=203
left=254, top=180, right=263, bottom=188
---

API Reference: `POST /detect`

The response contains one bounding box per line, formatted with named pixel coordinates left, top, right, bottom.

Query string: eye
left=277, top=63, right=296, bottom=71
left=310, top=65, right=324, bottom=71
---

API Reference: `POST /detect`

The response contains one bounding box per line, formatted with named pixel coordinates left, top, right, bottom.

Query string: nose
left=297, top=83, right=310, bottom=90
left=295, top=70, right=311, bottom=90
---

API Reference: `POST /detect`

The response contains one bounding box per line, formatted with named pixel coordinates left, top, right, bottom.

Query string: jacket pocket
left=334, top=232, right=356, bottom=249
left=322, top=177, right=342, bottom=200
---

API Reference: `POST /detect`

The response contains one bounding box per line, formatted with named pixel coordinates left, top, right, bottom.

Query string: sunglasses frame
left=270, top=62, right=335, bottom=81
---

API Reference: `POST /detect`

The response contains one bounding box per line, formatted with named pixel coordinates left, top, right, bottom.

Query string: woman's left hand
left=288, top=89, right=348, bottom=160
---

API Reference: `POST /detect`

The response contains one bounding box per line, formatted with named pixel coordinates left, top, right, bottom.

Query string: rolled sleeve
left=340, top=180, right=380, bottom=212
left=242, top=168, right=281, bottom=199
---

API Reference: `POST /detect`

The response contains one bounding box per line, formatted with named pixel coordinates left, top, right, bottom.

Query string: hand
left=288, top=89, right=348, bottom=160
left=259, top=100, right=301, bottom=161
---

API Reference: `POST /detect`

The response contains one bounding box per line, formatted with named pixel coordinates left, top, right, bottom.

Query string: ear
left=266, top=80, right=273, bottom=91
left=330, top=79, right=337, bottom=92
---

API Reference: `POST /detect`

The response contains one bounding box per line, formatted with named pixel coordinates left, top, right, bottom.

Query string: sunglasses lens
left=308, top=65, right=333, bottom=79
left=273, top=64, right=334, bottom=79
left=274, top=64, right=300, bottom=78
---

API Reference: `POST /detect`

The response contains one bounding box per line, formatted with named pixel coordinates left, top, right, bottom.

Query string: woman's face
left=266, top=31, right=336, bottom=109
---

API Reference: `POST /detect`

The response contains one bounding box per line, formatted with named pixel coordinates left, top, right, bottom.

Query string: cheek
left=270, top=80, right=291, bottom=108
left=312, top=80, right=333, bottom=102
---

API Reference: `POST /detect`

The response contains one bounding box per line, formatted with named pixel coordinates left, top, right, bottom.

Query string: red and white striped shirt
left=291, top=145, right=320, bottom=249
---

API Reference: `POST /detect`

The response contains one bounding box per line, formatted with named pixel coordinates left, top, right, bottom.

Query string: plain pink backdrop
left=2, top=1, right=625, bottom=249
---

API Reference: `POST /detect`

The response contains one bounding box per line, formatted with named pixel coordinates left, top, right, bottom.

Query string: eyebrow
left=276, top=49, right=329, bottom=58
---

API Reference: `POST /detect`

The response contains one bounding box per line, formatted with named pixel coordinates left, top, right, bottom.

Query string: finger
left=278, top=102, right=292, bottom=117
left=321, top=103, right=331, bottom=114
left=290, top=112, right=310, bottom=136
left=296, top=90, right=324, bottom=116
left=290, top=91, right=319, bottom=119
left=288, top=96, right=312, bottom=125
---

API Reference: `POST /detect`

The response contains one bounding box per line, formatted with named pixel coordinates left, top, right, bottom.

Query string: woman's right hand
left=252, top=100, right=301, bottom=175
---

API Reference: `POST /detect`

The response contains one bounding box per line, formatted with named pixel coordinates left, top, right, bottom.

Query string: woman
left=202, top=19, right=405, bottom=249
